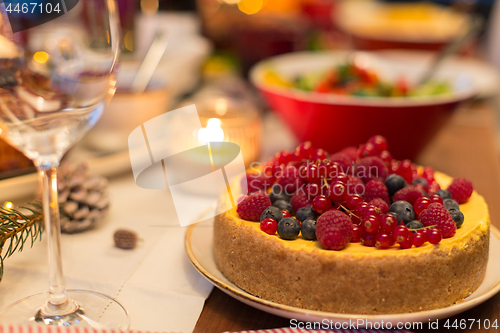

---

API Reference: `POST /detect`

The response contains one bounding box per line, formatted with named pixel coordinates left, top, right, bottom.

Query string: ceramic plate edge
left=185, top=221, right=500, bottom=324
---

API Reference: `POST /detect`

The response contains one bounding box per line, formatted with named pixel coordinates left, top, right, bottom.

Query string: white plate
left=185, top=219, right=500, bottom=326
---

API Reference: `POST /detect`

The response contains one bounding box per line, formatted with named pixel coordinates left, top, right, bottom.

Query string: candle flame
left=198, top=118, right=224, bottom=144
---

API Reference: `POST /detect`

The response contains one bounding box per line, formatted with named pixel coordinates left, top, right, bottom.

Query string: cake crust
left=213, top=172, right=490, bottom=314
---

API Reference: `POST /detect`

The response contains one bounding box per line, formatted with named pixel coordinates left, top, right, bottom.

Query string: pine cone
left=58, top=161, right=110, bottom=234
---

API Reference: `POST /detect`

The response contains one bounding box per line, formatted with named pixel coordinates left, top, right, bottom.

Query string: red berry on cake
left=375, top=231, right=393, bottom=249
left=367, top=135, right=388, bottom=153
left=260, top=218, right=278, bottom=235
left=290, top=189, right=312, bottom=212
left=276, top=165, right=304, bottom=193
left=413, top=197, right=431, bottom=216
left=316, top=210, right=353, bottom=250
left=357, top=156, right=388, bottom=183
left=393, top=186, right=424, bottom=205
left=329, top=181, right=347, bottom=202
left=330, top=152, right=354, bottom=174
left=363, top=180, right=390, bottom=204
left=428, top=229, right=443, bottom=244
left=447, top=177, right=474, bottom=204
left=347, top=175, right=364, bottom=195
left=312, top=195, right=332, bottom=214
left=368, top=198, right=389, bottom=214
left=351, top=224, right=362, bottom=242
left=419, top=203, right=457, bottom=238
left=236, top=191, right=272, bottom=222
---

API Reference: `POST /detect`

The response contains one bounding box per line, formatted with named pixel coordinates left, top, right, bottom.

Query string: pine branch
left=0, top=202, right=44, bottom=281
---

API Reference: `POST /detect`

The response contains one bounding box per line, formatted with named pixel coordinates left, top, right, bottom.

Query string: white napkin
left=0, top=172, right=213, bottom=332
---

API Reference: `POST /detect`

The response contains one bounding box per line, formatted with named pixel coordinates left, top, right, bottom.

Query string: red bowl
left=250, top=51, right=476, bottom=160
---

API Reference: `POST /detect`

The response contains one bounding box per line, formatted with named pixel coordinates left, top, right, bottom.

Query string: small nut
left=113, top=229, right=138, bottom=250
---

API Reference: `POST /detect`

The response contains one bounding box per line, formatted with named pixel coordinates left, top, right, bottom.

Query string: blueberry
left=443, top=199, right=460, bottom=211
left=389, top=200, right=415, bottom=225
left=412, top=178, right=428, bottom=188
left=260, top=206, right=283, bottom=223
left=270, top=184, right=291, bottom=203
left=277, top=217, right=301, bottom=240
left=301, top=219, right=317, bottom=240
left=387, top=212, right=403, bottom=225
left=273, top=199, right=293, bottom=215
left=385, top=174, right=406, bottom=197
left=296, top=206, right=318, bottom=223
left=449, top=210, right=464, bottom=228
left=405, top=220, right=424, bottom=231
left=435, top=189, right=452, bottom=200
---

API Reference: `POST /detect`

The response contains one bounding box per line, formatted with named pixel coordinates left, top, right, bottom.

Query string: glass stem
left=36, top=159, right=72, bottom=314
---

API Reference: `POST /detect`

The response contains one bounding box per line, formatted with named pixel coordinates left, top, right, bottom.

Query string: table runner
left=0, top=173, right=213, bottom=332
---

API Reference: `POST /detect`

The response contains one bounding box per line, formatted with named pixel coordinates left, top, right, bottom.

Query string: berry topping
left=380, top=214, right=398, bottom=232
left=357, top=156, right=388, bottom=183
left=363, top=180, right=390, bottom=204
left=375, top=231, right=393, bottom=249
left=368, top=198, right=389, bottom=214
left=362, top=215, right=380, bottom=234
left=282, top=210, right=292, bottom=218
left=393, top=225, right=412, bottom=244
left=340, top=146, right=359, bottom=161
left=260, top=206, right=284, bottom=223
left=329, top=181, right=347, bottom=202
left=276, top=165, right=304, bottom=194
left=419, top=203, right=457, bottom=238
left=316, top=210, right=353, bottom=250
left=277, top=217, right=301, bottom=240
left=345, top=194, right=364, bottom=210
left=443, top=198, right=460, bottom=211
left=312, top=195, right=332, bottom=214
left=367, top=135, right=388, bottom=153
left=347, top=175, right=365, bottom=195
left=405, top=220, right=424, bottom=230
left=429, top=194, right=444, bottom=205
left=273, top=200, right=293, bottom=215
left=411, top=232, right=426, bottom=247
left=447, top=177, right=473, bottom=204
left=296, top=206, right=318, bottom=223
left=361, top=231, right=376, bottom=247
left=260, top=218, right=278, bottom=235
left=384, top=174, right=406, bottom=197
left=427, top=229, right=443, bottom=244
left=393, top=186, right=424, bottom=205
left=290, top=189, right=312, bottom=212
left=449, top=210, right=465, bottom=228
left=237, top=191, right=272, bottom=222
left=434, top=189, right=452, bottom=200
left=269, top=184, right=291, bottom=203
left=413, top=197, right=431, bottom=216
left=351, top=224, right=362, bottom=242
left=245, top=172, right=274, bottom=193
left=389, top=200, right=416, bottom=225
left=301, top=219, right=317, bottom=240
left=330, top=152, right=354, bottom=173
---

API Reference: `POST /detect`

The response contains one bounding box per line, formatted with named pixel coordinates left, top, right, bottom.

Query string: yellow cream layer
left=227, top=172, right=490, bottom=257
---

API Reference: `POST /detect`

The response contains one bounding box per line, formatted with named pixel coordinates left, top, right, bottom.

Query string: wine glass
left=0, top=0, right=128, bottom=328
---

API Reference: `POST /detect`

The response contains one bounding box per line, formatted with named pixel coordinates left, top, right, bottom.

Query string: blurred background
left=2, top=0, right=500, bottom=179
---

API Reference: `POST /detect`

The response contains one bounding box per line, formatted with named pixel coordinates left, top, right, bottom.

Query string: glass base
left=0, top=290, right=130, bottom=329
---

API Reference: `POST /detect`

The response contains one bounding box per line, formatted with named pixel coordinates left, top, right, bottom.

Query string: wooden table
left=193, top=101, right=500, bottom=333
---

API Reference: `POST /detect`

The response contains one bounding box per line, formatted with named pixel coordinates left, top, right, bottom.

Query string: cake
left=213, top=138, right=490, bottom=314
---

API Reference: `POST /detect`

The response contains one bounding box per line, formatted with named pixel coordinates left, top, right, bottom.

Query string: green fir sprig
left=0, top=203, right=44, bottom=281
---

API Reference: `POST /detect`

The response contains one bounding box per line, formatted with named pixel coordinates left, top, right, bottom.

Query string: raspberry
left=419, top=203, right=456, bottom=238
left=276, top=165, right=304, bottom=194
left=447, top=178, right=473, bottom=204
left=316, top=210, right=353, bottom=250
left=243, top=172, right=274, bottom=193
left=347, top=175, right=364, bottom=195
left=340, top=146, right=359, bottom=161
left=356, top=156, right=388, bottom=183
left=363, top=180, right=390, bottom=204
left=368, top=198, right=389, bottom=214
left=290, top=189, right=312, bottom=213
left=393, top=186, right=424, bottom=205
left=236, top=191, right=272, bottom=222
left=329, top=152, right=354, bottom=174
